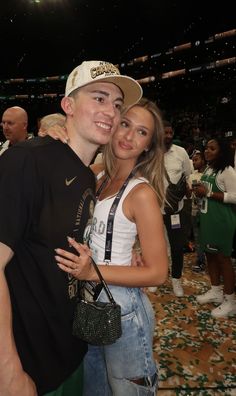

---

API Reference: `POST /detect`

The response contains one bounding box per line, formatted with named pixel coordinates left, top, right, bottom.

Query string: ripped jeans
left=83, top=286, right=158, bottom=396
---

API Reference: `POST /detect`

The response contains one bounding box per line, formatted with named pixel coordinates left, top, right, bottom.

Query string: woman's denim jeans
left=83, top=286, right=158, bottom=396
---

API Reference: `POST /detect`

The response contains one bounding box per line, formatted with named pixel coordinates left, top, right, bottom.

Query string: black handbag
left=72, top=257, right=122, bottom=345
left=164, top=173, right=187, bottom=214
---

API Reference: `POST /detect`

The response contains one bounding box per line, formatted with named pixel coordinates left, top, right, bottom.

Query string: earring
left=144, top=148, right=149, bottom=152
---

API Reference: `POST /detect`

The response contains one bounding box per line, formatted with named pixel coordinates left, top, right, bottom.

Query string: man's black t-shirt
left=0, top=137, right=96, bottom=395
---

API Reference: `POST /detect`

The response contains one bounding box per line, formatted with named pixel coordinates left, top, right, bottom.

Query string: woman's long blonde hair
left=103, top=97, right=166, bottom=206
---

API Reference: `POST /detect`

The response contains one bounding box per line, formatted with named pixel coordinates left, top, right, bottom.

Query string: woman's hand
left=39, top=125, right=69, bottom=143
left=192, top=184, right=208, bottom=198
left=55, top=237, right=95, bottom=280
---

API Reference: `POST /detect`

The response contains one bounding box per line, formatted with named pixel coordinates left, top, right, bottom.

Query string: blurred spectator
left=225, top=130, right=236, bottom=262
left=162, top=120, right=192, bottom=297
left=0, top=106, right=33, bottom=155
left=194, top=137, right=236, bottom=318
left=226, top=130, right=236, bottom=170
left=38, top=113, right=66, bottom=137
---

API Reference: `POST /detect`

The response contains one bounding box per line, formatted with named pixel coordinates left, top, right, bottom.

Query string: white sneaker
left=211, top=295, right=236, bottom=318
left=196, top=287, right=223, bottom=305
left=172, top=278, right=184, bottom=297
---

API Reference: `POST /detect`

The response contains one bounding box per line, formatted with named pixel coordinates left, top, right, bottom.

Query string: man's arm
left=0, top=242, right=37, bottom=396
left=182, top=149, right=192, bottom=177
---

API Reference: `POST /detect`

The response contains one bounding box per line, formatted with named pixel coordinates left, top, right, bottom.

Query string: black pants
left=163, top=209, right=187, bottom=279
left=232, top=229, right=236, bottom=259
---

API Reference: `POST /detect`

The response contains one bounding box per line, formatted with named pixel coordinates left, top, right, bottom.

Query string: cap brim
left=96, top=75, right=143, bottom=107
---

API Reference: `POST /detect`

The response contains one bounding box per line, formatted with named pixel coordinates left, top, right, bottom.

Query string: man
left=226, top=130, right=236, bottom=264
left=0, top=106, right=33, bottom=155
left=162, top=120, right=192, bottom=297
left=0, top=60, right=142, bottom=396
left=228, top=131, right=236, bottom=170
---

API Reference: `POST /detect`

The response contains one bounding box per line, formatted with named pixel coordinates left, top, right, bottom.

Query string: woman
left=193, top=137, right=236, bottom=318
left=52, top=98, right=169, bottom=395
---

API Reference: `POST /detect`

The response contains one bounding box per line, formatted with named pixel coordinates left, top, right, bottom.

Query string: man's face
left=164, top=126, right=174, bottom=150
left=1, top=109, right=27, bottom=144
left=63, top=82, right=124, bottom=148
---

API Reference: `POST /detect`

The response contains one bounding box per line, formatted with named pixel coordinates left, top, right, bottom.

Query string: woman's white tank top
left=90, top=176, right=148, bottom=265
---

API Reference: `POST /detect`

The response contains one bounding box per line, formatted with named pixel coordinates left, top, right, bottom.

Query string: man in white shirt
left=162, top=121, right=192, bottom=297
left=226, top=131, right=236, bottom=262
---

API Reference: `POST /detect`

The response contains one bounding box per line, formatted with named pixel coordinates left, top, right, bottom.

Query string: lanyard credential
left=96, top=171, right=134, bottom=263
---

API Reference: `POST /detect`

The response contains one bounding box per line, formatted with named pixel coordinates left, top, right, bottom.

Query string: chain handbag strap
left=96, top=170, right=134, bottom=263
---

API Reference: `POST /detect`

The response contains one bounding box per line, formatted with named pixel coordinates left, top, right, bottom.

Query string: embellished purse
left=72, top=257, right=122, bottom=345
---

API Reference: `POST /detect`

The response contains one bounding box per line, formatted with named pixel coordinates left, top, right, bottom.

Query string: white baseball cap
left=65, top=60, right=143, bottom=107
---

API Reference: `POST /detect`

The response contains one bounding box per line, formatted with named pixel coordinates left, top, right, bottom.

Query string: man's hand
left=0, top=368, right=37, bottom=396
left=131, top=250, right=144, bottom=267
left=41, top=125, right=69, bottom=144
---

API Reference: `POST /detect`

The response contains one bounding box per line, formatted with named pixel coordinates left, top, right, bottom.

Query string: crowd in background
left=0, top=86, right=235, bottom=395
left=1, top=88, right=236, bottom=142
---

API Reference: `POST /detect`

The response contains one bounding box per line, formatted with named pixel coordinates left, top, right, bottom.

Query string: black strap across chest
left=96, top=171, right=134, bottom=263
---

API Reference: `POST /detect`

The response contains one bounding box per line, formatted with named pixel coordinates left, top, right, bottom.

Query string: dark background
left=0, top=1, right=235, bottom=135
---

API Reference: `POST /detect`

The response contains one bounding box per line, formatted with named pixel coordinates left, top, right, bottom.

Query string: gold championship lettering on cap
left=90, top=63, right=120, bottom=79
left=65, top=60, right=143, bottom=105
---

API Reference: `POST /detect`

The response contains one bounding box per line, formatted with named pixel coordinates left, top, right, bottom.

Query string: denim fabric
left=83, top=286, right=158, bottom=396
